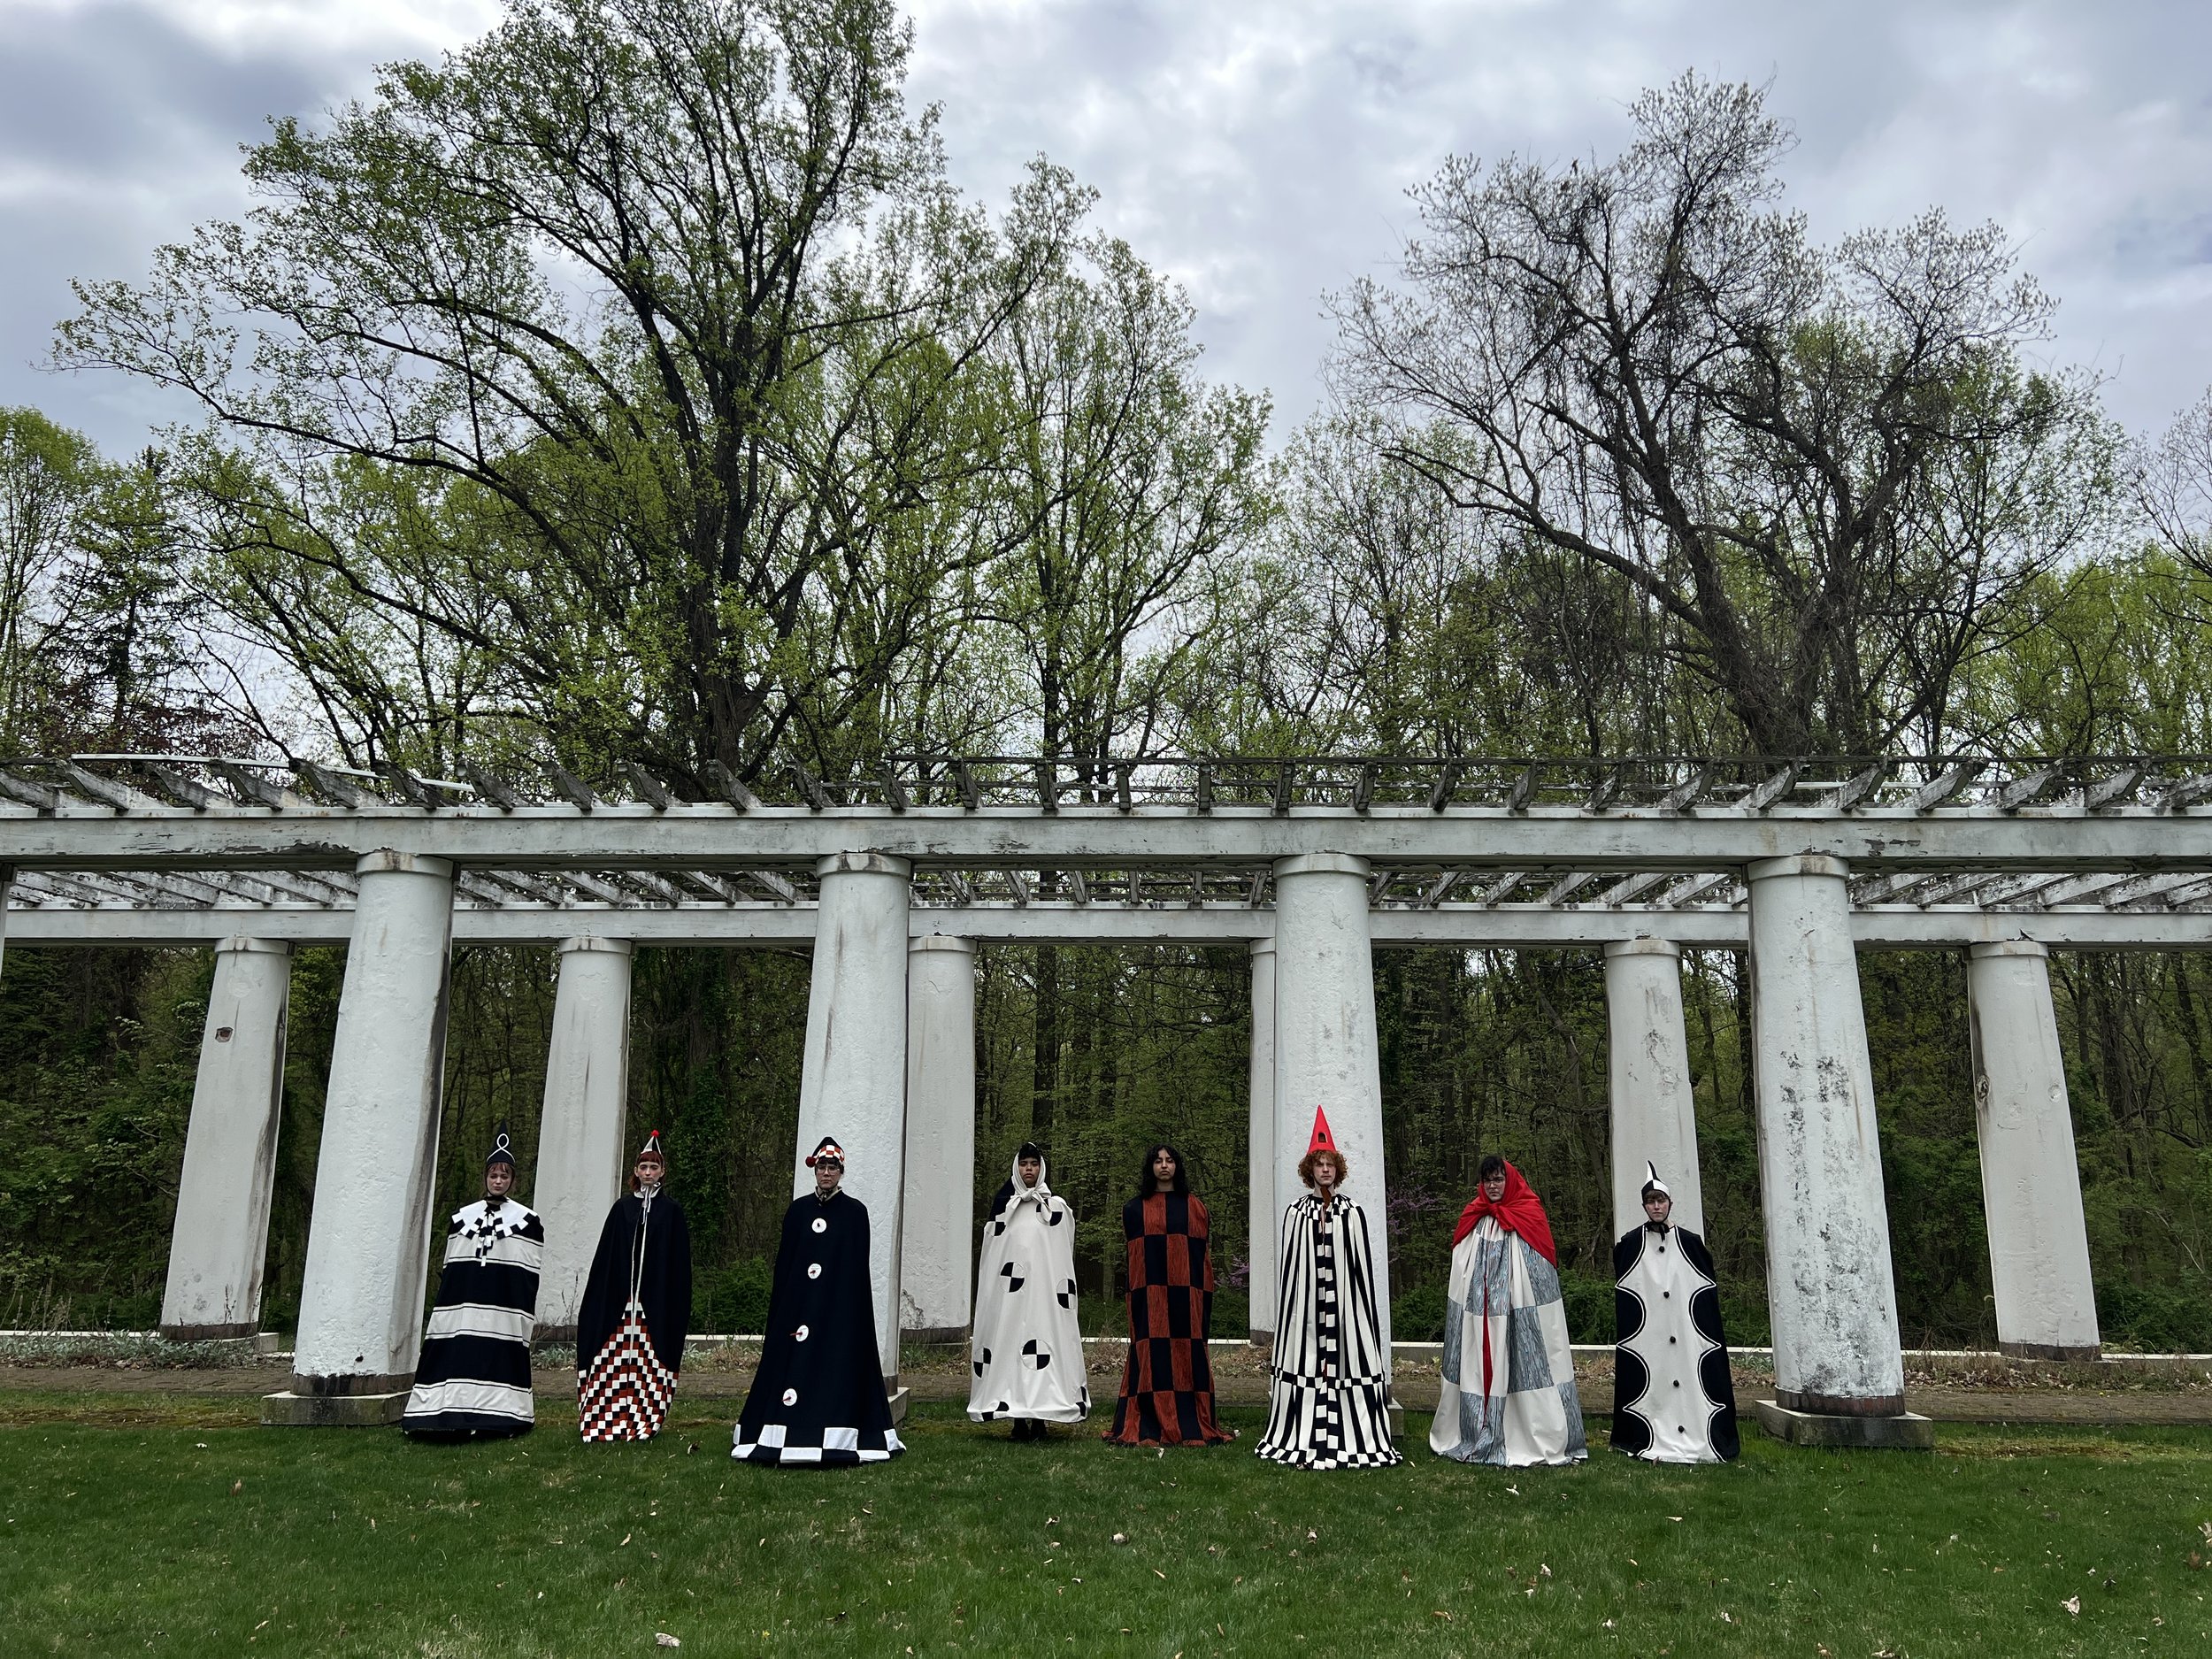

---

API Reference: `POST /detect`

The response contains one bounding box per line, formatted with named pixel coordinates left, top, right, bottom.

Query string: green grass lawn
left=3, top=1394, right=2208, bottom=1657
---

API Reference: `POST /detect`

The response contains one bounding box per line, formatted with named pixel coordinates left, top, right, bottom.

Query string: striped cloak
left=402, top=1196, right=542, bottom=1438
left=1103, top=1192, right=1234, bottom=1446
left=1430, top=1216, right=1588, bottom=1467
left=1254, top=1194, right=1400, bottom=1469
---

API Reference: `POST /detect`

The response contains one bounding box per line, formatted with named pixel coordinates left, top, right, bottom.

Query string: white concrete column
left=1747, top=854, right=1905, bottom=1416
left=795, top=851, right=912, bottom=1382
left=0, top=864, right=12, bottom=980
left=532, top=936, right=634, bottom=1338
left=899, top=935, right=976, bottom=1340
left=1604, top=938, right=1705, bottom=1239
left=161, top=937, right=293, bottom=1339
left=1968, top=941, right=2101, bottom=1359
left=1271, top=853, right=1391, bottom=1365
left=1247, top=937, right=1279, bottom=1343
left=290, top=851, right=456, bottom=1395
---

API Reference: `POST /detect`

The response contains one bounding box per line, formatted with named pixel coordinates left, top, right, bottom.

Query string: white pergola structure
left=4, top=751, right=2208, bottom=1426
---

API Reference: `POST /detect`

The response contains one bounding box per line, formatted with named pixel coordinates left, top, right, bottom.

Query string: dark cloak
left=1611, top=1221, right=1740, bottom=1463
left=733, top=1189, right=902, bottom=1465
left=1103, top=1192, right=1233, bottom=1446
left=575, top=1188, right=692, bottom=1441
left=402, top=1196, right=542, bottom=1439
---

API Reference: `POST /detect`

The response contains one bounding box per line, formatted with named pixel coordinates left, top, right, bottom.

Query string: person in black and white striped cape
left=1255, top=1108, right=1402, bottom=1470
left=402, top=1125, right=543, bottom=1439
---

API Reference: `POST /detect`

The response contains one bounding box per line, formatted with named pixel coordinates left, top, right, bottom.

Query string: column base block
left=887, top=1386, right=910, bottom=1428
left=1755, top=1400, right=1933, bottom=1450
left=1248, top=1328, right=1274, bottom=1348
left=900, top=1326, right=968, bottom=1348
left=261, top=1389, right=408, bottom=1428
left=1999, top=1340, right=2101, bottom=1362
left=1386, top=1399, right=1405, bottom=1441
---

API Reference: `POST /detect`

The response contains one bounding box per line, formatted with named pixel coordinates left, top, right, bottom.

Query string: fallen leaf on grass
left=2062, top=1596, right=2080, bottom=1617
left=1153, top=1569, right=1166, bottom=1579
left=656, top=1634, right=681, bottom=1648
left=231, top=1480, right=244, bottom=1496
left=1111, top=1532, right=1128, bottom=1545
left=1431, top=1611, right=1452, bottom=1622
left=620, top=1534, right=632, bottom=1547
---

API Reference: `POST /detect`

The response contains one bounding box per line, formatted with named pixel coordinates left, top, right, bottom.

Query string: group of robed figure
left=397, top=1110, right=1738, bottom=1471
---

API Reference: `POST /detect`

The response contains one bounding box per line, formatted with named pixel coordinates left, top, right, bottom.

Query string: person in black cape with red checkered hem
left=576, top=1129, right=692, bottom=1441
left=733, top=1136, right=905, bottom=1466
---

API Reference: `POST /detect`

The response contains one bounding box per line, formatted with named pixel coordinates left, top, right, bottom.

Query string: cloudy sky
left=4, top=0, right=2208, bottom=454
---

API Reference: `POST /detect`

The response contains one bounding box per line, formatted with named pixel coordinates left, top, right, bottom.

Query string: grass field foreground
left=3, top=1397, right=2209, bottom=1656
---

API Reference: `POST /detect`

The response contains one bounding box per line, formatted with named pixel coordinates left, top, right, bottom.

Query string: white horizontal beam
left=7, top=900, right=2211, bottom=950
left=4, top=801, right=2212, bottom=872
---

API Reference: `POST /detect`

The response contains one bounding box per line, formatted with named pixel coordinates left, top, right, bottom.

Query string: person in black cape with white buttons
left=733, top=1135, right=905, bottom=1466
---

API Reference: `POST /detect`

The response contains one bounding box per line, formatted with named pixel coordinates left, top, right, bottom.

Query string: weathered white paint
left=8, top=797, right=2212, bottom=872
left=15, top=901, right=2212, bottom=953
left=794, top=851, right=911, bottom=1382
left=899, top=935, right=976, bottom=1339
left=1271, top=853, right=1392, bottom=1365
left=292, top=852, right=456, bottom=1393
left=0, top=863, right=11, bottom=977
left=1968, top=941, right=2101, bottom=1359
left=1603, top=939, right=1705, bottom=1239
left=160, top=937, right=292, bottom=1339
left=532, top=936, right=634, bottom=1335
left=1747, top=854, right=1906, bottom=1416
left=1246, top=938, right=1278, bottom=1342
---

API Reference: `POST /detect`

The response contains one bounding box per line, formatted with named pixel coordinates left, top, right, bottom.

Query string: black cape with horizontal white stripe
left=1255, top=1194, right=1400, bottom=1469
left=733, top=1189, right=902, bottom=1465
left=403, top=1197, right=543, bottom=1439
left=1611, top=1222, right=1739, bottom=1463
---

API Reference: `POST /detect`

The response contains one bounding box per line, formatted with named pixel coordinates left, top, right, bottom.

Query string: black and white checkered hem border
left=732, top=1424, right=906, bottom=1463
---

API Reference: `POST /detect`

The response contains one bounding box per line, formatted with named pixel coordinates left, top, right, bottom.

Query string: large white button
left=781, top=1387, right=797, bottom=1406
left=807, top=1263, right=822, bottom=1279
left=795, top=1325, right=810, bottom=1341
left=811, top=1217, right=827, bottom=1234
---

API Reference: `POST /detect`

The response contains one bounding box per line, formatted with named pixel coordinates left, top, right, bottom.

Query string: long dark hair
left=1136, top=1142, right=1190, bottom=1198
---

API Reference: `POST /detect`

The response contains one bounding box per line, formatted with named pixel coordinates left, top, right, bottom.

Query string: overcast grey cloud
left=5, top=0, right=2209, bottom=452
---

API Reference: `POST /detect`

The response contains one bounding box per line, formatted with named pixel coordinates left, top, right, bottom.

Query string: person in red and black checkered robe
left=1103, top=1143, right=1234, bottom=1446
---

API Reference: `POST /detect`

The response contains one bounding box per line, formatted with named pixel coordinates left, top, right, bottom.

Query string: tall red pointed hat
left=1305, top=1106, right=1337, bottom=1156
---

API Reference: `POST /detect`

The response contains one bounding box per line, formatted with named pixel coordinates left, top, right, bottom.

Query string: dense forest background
left=6, top=1, right=2212, bottom=1350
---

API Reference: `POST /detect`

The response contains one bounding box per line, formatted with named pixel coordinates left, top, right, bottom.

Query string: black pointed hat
left=804, top=1135, right=845, bottom=1168
left=485, top=1123, right=517, bottom=1171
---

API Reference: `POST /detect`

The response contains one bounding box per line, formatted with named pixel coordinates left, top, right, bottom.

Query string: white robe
left=1613, top=1222, right=1739, bottom=1463
left=1430, top=1217, right=1587, bottom=1466
left=968, top=1156, right=1090, bottom=1424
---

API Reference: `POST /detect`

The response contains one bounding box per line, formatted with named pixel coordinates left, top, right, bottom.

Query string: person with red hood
left=1429, top=1155, right=1587, bottom=1467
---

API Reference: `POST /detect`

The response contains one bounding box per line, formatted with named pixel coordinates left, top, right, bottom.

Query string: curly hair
left=1296, top=1147, right=1348, bottom=1190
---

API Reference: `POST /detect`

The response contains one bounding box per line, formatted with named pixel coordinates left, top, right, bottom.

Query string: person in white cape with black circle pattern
left=968, top=1141, right=1089, bottom=1440
left=1254, top=1108, right=1401, bottom=1470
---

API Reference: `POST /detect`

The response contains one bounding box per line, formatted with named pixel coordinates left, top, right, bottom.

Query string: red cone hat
left=1306, top=1106, right=1337, bottom=1157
